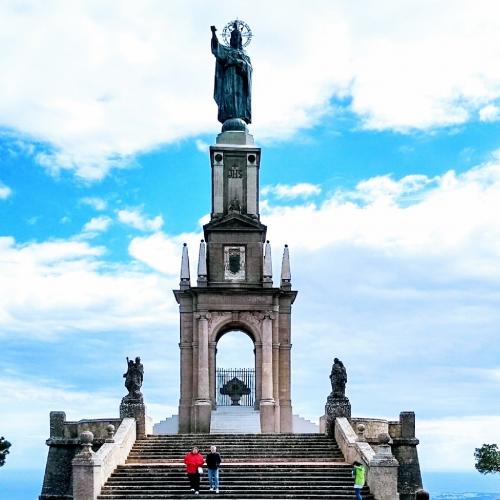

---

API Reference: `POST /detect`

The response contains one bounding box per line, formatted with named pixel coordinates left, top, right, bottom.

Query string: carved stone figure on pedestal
left=123, top=356, right=144, bottom=401
left=211, top=21, right=252, bottom=130
left=120, top=356, right=146, bottom=437
left=325, top=357, right=351, bottom=436
left=330, top=357, right=347, bottom=397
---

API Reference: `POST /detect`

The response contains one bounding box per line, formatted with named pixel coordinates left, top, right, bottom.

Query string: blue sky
left=1, top=0, right=500, bottom=495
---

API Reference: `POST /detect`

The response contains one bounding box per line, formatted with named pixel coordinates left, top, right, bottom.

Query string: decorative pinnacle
left=280, top=244, right=291, bottom=289
left=263, top=240, right=272, bottom=285
left=197, top=239, right=207, bottom=285
left=180, top=242, right=191, bottom=289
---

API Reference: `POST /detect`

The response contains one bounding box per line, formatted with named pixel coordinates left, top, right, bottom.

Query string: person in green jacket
left=352, top=461, right=365, bottom=500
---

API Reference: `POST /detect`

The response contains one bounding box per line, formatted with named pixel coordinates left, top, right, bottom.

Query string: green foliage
left=474, top=444, right=500, bottom=474
left=0, top=436, right=12, bottom=467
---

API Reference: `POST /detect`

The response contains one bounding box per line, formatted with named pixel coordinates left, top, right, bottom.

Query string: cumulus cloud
left=261, top=183, right=321, bottom=199
left=82, top=215, right=112, bottom=234
left=2, top=157, right=500, bottom=473
left=117, top=209, right=164, bottom=232
left=0, top=181, right=12, bottom=199
left=0, top=236, right=177, bottom=338
left=1, top=1, right=500, bottom=179
left=263, top=161, right=500, bottom=277
left=128, top=230, right=202, bottom=275
left=80, top=196, right=107, bottom=211
left=479, top=104, right=500, bottom=122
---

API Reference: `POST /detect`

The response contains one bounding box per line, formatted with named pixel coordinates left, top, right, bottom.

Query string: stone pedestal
left=193, top=401, right=212, bottom=433
left=72, top=431, right=101, bottom=500
left=325, top=394, right=351, bottom=436
left=368, top=434, right=400, bottom=500
left=120, top=397, right=146, bottom=438
left=260, top=400, right=276, bottom=433
left=391, top=412, right=423, bottom=500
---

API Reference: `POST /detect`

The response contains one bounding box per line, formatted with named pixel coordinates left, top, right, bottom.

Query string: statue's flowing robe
left=212, top=39, right=252, bottom=124
left=125, top=365, right=142, bottom=394
left=330, top=363, right=347, bottom=397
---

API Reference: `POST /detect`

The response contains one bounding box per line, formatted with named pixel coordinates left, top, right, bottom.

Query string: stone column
left=209, top=341, right=217, bottom=409
left=178, top=341, right=193, bottom=433
left=178, top=299, right=193, bottom=434
left=254, top=342, right=262, bottom=410
left=279, top=343, right=293, bottom=432
left=260, top=312, right=275, bottom=433
left=193, top=313, right=211, bottom=433
left=272, top=304, right=280, bottom=432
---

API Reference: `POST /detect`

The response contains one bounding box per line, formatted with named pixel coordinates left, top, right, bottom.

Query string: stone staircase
left=210, top=407, right=261, bottom=434
left=97, top=434, right=376, bottom=499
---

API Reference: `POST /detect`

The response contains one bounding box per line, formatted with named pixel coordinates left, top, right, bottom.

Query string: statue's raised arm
left=210, top=21, right=252, bottom=129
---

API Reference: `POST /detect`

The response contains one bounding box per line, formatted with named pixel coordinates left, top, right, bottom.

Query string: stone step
left=98, top=494, right=374, bottom=500
left=97, top=434, right=376, bottom=500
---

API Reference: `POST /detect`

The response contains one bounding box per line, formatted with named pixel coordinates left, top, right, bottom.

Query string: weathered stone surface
left=120, top=399, right=146, bottom=438
left=390, top=412, right=423, bottom=500
left=325, top=394, right=351, bottom=436
left=39, top=415, right=121, bottom=500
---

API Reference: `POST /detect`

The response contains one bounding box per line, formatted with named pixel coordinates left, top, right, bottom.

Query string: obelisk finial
left=180, top=243, right=191, bottom=290
left=263, top=240, right=273, bottom=287
left=280, top=244, right=291, bottom=290
left=197, top=239, right=207, bottom=287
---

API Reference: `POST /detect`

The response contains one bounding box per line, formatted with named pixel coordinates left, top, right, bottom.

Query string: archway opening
left=216, top=329, right=255, bottom=407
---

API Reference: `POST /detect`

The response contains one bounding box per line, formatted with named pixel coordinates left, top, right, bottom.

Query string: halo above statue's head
left=222, top=19, right=253, bottom=48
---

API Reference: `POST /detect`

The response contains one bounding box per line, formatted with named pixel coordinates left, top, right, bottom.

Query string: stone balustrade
left=335, top=417, right=399, bottom=500
left=72, top=417, right=136, bottom=500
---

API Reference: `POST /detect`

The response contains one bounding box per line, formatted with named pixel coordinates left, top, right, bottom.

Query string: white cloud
left=0, top=374, right=119, bottom=469
left=262, top=161, right=500, bottom=279
left=417, top=416, right=500, bottom=472
left=128, top=231, right=202, bottom=275
left=2, top=157, right=500, bottom=475
left=262, top=183, right=321, bottom=199
left=117, top=209, right=164, bottom=232
left=0, top=181, right=12, bottom=199
left=1, top=1, right=500, bottom=178
left=80, top=196, right=107, bottom=211
left=195, top=139, right=209, bottom=153
left=479, top=104, right=500, bottom=122
left=82, top=215, right=112, bottom=233
left=0, top=236, right=177, bottom=338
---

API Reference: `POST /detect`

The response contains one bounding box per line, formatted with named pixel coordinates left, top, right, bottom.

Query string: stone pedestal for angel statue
left=119, top=356, right=147, bottom=437
left=325, top=357, right=351, bottom=436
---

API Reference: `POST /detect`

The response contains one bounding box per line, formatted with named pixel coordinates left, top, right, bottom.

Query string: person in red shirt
left=184, top=446, right=205, bottom=494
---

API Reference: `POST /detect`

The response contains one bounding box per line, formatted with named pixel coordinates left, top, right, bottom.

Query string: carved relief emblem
left=229, top=251, right=241, bottom=274
left=224, top=246, right=245, bottom=280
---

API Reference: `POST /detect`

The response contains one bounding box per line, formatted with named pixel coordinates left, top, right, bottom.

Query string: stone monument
left=119, top=356, right=146, bottom=438
left=325, top=357, right=351, bottom=435
left=174, top=21, right=297, bottom=433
